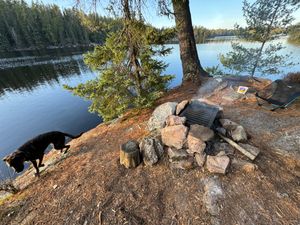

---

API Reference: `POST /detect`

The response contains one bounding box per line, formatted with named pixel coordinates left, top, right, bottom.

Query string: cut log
left=218, top=133, right=258, bottom=160
left=120, top=140, right=141, bottom=168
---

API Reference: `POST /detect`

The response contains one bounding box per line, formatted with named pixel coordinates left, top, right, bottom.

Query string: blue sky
left=29, top=0, right=300, bottom=29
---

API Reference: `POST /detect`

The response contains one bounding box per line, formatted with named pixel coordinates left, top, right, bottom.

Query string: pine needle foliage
left=220, top=0, right=299, bottom=78
left=65, top=19, right=175, bottom=121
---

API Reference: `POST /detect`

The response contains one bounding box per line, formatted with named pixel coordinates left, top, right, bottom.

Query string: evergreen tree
left=64, top=0, right=175, bottom=121
left=0, top=0, right=120, bottom=51
left=220, top=0, right=300, bottom=78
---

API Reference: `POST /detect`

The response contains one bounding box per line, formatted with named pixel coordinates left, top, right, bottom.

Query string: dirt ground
left=0, top=78, right=299, bottom=225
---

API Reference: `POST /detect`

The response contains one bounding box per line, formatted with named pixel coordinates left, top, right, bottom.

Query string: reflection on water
left=0, top=54, right=102, bottom=179
left=0, top=59, right=82, bottom=96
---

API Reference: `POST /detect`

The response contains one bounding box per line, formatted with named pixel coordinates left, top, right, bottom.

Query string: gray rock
left=187, top=134, right=206, bottom=154
left=195, top=153, right=206, bottom=167
left=231, top=125, right=247, bottom=142
left=165, top=115, right=186, bottom=126
left=139, top=138, right=164, bottom=166
left=219, top=119, right=238, bottom=130
left=167, top=147, right=189, bottom=161
left=206, top=155, right=230, bottom=174
left=161, top=125, right=188, bottom=149
left=202, top=177, right=224, bottom=216
left=219, top=119, right=247, bottom=142
left=215, top=127, right=226, bottom=136
left=176, top=100, right=189, bottom=115
left=148, top=102, right=178, bottom=131
left=170, top=157, right=194, bottom=170
left=189, top=124, right=215, bottom=142
left=213, top=142, right=235, bottom=155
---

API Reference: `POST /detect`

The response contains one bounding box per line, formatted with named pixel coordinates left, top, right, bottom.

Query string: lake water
left=0, top=37, right=299, bottom=179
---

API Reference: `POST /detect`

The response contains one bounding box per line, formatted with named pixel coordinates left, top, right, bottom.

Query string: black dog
left=3, top=131, right=83, bottom=176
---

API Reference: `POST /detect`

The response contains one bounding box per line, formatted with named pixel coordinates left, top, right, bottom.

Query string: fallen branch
left=218, top=133, right=257, bottom=160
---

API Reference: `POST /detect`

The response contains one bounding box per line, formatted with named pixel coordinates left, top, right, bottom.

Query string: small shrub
left=284, top=72, right=300, bottom=83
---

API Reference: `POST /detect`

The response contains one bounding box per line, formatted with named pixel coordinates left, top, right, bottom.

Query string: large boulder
left=189, top=124, right=215, bottom=142
left=139, top=138, right=164, bottom=166
left=176, top=100, right=189, bottom=115
left=148, top=102, right=178, bottom=131
left=165, top=115, right=186, bottom=126
left=161, top=125, right=188, bottom=149
left=206, top=155, right=230, bottom=174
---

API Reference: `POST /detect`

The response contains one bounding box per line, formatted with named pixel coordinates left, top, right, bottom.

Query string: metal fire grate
left=179, top=101, right=219, bottom=128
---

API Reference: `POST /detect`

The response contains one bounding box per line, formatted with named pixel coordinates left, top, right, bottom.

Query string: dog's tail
left=63, top=132, right=84, bottom=139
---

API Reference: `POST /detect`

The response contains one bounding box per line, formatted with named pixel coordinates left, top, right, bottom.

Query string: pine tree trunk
left=172, top=0, right=208, bottom=84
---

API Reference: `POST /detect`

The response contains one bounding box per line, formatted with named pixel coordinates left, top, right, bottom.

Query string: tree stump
left=120, top=140, right=141, bottom=168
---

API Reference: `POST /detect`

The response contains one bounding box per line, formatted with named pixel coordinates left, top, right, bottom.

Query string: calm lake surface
left=0, top=37, right=299, bottom=178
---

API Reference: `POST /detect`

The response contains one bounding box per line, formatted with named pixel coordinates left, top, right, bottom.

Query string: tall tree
left=159, top=0, right=209, bottom=84
left=65, top=0, right=174, bottom=121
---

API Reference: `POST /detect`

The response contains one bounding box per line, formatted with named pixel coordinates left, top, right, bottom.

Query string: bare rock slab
left=139, top=138, right=164, bottom=166
left=206, top=155, right=230, bottom=174
left=165, top=115, right=186, bottom=126
left=148, top=102, right=178, bottom=131
left=202, top=177, right=224, bottom=216
left=176, top=100, right=189, bottom=115
left=161, top=125, right=188, bottom=149
left=189, top=124, right=215, bottom=142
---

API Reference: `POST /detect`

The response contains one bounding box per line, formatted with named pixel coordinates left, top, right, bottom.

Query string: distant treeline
left=0, top=0, right=120, bottom=52
left=194, top=26, right=236, bottom=43
left=167, top=26, right=236, bottom=44
left=288, top=23, right=300, bottom=45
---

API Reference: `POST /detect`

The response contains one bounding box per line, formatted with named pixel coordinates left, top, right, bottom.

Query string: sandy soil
left=0, top=78, right=299, bottom=225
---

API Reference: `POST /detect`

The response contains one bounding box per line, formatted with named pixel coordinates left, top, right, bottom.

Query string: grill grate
left=179, top=102, right=219, bottom=128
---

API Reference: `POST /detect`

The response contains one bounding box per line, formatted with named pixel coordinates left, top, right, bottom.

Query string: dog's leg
left=63, top=145, right=70, bottom=154
left=38, top=155, right=45, bottom=167
left=31, top=160, right=40, bottom=177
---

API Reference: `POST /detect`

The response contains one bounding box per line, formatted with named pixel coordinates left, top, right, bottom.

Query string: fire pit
left=179, top=100, right=220, bottom=128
